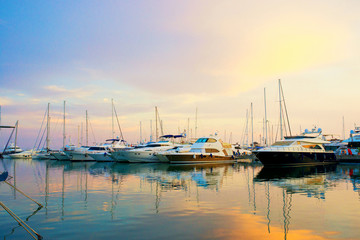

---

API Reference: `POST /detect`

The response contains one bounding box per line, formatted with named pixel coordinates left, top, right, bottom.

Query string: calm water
left=0, top=159, right=359, bottom=240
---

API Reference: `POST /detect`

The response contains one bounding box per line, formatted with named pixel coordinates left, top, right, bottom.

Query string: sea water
left=0, top=159, right=359, bottom=240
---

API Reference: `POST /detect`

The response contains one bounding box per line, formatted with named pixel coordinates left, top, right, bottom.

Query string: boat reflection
left=255, top=164, right=337, bottom=199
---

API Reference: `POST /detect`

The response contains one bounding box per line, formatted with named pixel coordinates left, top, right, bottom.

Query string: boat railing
left=264, top=146, right=324, bottom=152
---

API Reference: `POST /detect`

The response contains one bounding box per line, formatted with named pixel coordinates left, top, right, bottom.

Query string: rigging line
left=281, top=106, right=288, bottom=137
left=112, top=105, right=124, bottom=140
left=37, top=126, right=47, bottom=151
left=2, top=127, right=15, bottom=154
left=88, top=118, right=97, bottom=145
left=280, top=81, right=292, bottom=136
left=33, top=107, right=48, bottom=151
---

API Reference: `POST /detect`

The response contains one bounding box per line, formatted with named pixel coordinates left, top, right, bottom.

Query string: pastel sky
left=1, top=0, right=360, bottom=149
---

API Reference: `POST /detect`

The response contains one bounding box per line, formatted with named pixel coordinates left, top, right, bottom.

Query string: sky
left=1, top=0, right=360, bottom=150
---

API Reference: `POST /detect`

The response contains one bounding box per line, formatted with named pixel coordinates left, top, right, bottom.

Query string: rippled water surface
left=0, top=159, right=359, bottom=240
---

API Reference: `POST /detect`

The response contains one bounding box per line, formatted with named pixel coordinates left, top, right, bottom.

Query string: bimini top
left=160, top=134, right=184, bottom=138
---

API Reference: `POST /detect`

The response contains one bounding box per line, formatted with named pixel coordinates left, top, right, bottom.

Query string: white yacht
left=123, top=141, right=175, bottom=163
left=335, top=126, right=360, bottom=163
left=155, top=144, right=192, bottom=163
left=88, top=139, right=128, bottom=162
left=255, top=127, right=337, bottom=166
left=3, top=143, right=23, bottom=155
left=9, top=150, right=33, bottom=159
left=165, top=135, right=235, bottom=164
left=32, top=149, right=57, bottom=160
left=64, top=146, right=92, bottom=161
left=110, top=144, right=147, bottom=162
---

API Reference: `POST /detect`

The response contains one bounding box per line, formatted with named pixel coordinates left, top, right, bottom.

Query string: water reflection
left=0, top=159, right=360, bottom=240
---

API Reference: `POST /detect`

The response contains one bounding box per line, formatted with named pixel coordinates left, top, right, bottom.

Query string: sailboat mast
left=264, top=88, right=268, bottom=146
left=140, top=121, right=142, bottom=143
left=63, top=101, right=66, bottom=149
left=342, top=116, right=345, bottom=140
left=46, top=103, right=50, bottom=150
left=279, top=79, right=283, bottom=140
left=86, top=110, right=88, bottom=146
left=251, top=102, right=254, bottom=148
left=280, top=79, right=292, bottom=136
left=155, top=106, right=158, bottom=142
left=150, top=120, right=153, bottom=142
left=14, top=121, right=18, bottom=153
left=195, top=107, right=198, bottom=139
left=111, top=98, right=114, bottom=139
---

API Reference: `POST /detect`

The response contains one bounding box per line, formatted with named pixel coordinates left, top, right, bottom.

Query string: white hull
left=156, top=154, right=170, bottom=163
left=123, top=151, right=161, bottom=163
left=51, top=152, right=70, bottom=161
left=110, top=151, right=129, bottom=162
left=88, top=153, right=113, bottom=162
left=65, top=151, right=94, bottom=161
left=9, top=151, right=33, bottom=159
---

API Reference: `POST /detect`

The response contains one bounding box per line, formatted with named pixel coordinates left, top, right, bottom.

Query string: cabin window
left=303, top=145, right=322, bottom=149
left=271, top=141, right=293, bottom=146
left=205, top=148, right=220, bottom=153
left=207, top=138, right=217, bottom=143
left=196, top=138, right=208, bottom=143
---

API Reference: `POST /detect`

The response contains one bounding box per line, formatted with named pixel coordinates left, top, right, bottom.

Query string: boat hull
left=88, top=153, right=113, bottom=162
left=255, top=151, right=338, bottom=166
left=51, top=152, right=71, bottom=161
left=65, top=151, right=94, bottom=161
left=167, top=154, right=235, bottom=164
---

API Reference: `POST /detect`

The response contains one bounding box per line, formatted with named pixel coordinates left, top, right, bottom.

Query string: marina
left=0, top=159, right=359, bottom=239
left=2, top=1, right=360, bottom=239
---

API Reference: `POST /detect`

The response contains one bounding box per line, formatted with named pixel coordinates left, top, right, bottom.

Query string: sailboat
left=32, top=103, right=56, bottom=160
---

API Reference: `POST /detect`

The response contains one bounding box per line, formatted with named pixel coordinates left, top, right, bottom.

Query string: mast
left=77, top=125, right=80, bottom=147
left=155, top=106, right=158, bottom=142
left=195, top=107, right=198, bottom=139
left=63, top=101, right=66, bottom=149
left=251, top=102, right=254, bottom=148
left=14, top=121, right=18, bottom=153
left=264, top=88, right=268, bottom=146
left=150, top=120, right=153, bottom=142
left=139, top=121, right=142, bottom=144
left=187, top=118, right=190, bottom=141
left=280, top=79, right=292, bottom=136
left=46, top=103, right=50, bottom=150
left=86, top=110, right=88, bottom=146
left=246, top=109, right=249, bottom=147
left=279, top=79, right=283, bottom=140
left=111, top=98, right=114, bottom=139
left=342, top=116, right=345, bottom=140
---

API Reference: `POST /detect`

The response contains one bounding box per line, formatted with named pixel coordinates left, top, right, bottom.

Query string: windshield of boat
left=88, top=147, right=107, bottom=151
left=195, top=138, right=217, bottom=143
left=271, top=141, right=294, bottom=146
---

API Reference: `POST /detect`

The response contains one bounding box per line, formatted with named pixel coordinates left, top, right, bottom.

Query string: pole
left=264, top=88, right=268, bottom=146
left=342, top=116, right=345, bottom=140
left=279, top=79, right=283, bottom=140
left=155, top=106, right=158, bottom=141
left=187, top=118, right=190, bottom=141
left=251, top=102, right=254, bottom=148
left=46, top=103, right=50, bottom=150
left=4, top=181, right=43, bottom=207
left=150, top=120, right=153, bottom=142
left=140, top=121, right=142, bottom=144
left=86, top=110, right=88, bottom=146
left=195, top=107, right=198, bottom=139
left=14, top=121, right=18, bottom=153
left=111, top=98, right=114, bottom=139
left=0, top=201, right=42, bottom=240
left=63, top=101, right=66, bottom=149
